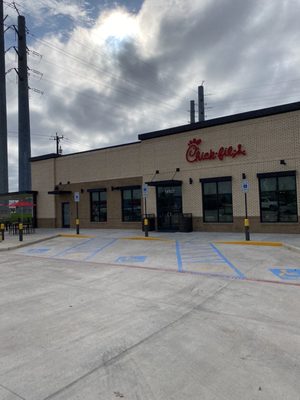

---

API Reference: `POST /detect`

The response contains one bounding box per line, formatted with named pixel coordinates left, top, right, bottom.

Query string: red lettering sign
left=186, top=138, right=246, bottom=163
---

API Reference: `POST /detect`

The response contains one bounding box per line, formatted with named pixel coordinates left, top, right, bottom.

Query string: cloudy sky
left=3, top=0, right=300, bottom=191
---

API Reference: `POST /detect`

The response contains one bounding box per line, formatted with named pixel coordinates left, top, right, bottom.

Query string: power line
left=37, top=56, right=178, bottom=111
left=8, top=1, right=183, bottom=104
left=28, top=33, right=182, bottom=111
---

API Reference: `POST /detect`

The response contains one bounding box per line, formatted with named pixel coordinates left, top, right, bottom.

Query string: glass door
left=62, top=202, right=70, bottom=228
left=156, top=185, right=182, bottom=231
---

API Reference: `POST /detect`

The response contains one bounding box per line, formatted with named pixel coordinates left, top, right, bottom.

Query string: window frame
left=200, top=177, right=233, bottom=223
left=257, top=171, right=298, bottom=223
left=89, top=189, right=107, bottom=222
left=121, top=186, right=141, bottom=222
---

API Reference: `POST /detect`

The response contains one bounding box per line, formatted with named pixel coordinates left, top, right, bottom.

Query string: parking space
left=1, top=229, right=300, bottom=399
left=11, top=231, right=300, bottom=284
left=215, top=242, right=300, bottom=283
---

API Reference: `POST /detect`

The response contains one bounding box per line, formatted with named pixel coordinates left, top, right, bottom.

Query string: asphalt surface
left=0, top=229, right=300, bottom=399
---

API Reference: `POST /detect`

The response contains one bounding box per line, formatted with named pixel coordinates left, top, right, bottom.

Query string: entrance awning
left=48, top=190, right=72, bottom=195
left=145, top=180, right=182, bottom=187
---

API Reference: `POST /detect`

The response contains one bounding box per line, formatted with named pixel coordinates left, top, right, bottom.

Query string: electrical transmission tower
left=0, top=0, right=9, bottom=194
left=3, top=3, right=43, bottom=193
left=17, top=14, right=31, bottom=191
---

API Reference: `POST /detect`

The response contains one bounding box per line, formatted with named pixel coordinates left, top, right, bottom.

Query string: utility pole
left=0, top=0, right=9, bottom=194
left=50, top=133, right=64, bottom=155
left=18, top=15, right=31, bottom=191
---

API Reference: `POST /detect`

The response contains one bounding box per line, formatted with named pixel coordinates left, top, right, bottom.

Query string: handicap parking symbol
left=270, top=268, right=300, bottom=280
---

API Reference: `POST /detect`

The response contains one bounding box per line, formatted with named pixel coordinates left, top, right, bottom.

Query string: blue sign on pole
left=241, top=180, right=249, bottom=193
left=142, top=183, right=149, bottom=198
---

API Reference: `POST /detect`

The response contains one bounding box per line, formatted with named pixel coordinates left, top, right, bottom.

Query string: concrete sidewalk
left=1, top=228, right=300, bottom=252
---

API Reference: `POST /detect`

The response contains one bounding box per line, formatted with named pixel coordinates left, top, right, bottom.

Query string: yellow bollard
left=19, top=223, right=23, bottom=242
left=144, top=218, right=149, bottom=237
left=244, top=218, right=250, bottom=241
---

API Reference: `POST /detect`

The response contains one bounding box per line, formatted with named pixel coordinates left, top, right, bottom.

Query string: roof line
left=31, top=141, right=141, bottom=162
left=138, top=101, right=300, bottom=141
left=30, top=101, right=300, bottom=162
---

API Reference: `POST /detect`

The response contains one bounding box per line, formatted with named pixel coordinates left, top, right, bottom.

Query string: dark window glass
left=259, top=175, right=297, bottom=222
left=202, top=179, right=233, bottom=223
left=122, top=188, right=141, bottom=221
left=90, top=191, right=107, bottom=222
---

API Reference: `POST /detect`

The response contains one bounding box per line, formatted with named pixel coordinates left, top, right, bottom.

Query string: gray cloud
left=4, top=0, right=300, bottom=190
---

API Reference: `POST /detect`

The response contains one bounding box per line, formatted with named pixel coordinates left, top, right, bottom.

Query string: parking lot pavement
left=9, top=229, right=300, bottom=284
left=0, top=241, right=299, bottom=400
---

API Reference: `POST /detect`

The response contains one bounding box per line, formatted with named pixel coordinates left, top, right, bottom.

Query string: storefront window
left=259, top=172, right=297, bottom=222
left=90, top=190, right=107, bottom=222
left=122, top=188, right=141, bottom=222
left=201, top=178, right=233, bottom=223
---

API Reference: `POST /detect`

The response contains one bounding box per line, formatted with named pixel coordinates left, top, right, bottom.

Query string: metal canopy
left=48, top=190, right=72, bottom=195
left=145, top=180, right=182, bottom=187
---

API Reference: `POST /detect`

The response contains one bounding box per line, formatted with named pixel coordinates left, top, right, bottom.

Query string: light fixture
left=280, top=160, right=286, bottom=165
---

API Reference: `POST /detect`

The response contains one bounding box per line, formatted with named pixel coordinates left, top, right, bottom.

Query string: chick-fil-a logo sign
left=186, top=138, right=246, bottom=163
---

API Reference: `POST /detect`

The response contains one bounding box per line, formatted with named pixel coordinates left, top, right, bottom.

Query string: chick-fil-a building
left=31, top=101, right=300, bottom=233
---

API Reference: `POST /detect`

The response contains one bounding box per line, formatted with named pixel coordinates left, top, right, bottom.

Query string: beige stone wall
left=31, top=109, right=300, bottom=232
left=31, top=158, right=56, bottom=223
left=141, top=110, right=300, bottom=221
left=31, top=143, right=143, bottom=227
left=54, top=177, right=142, bottom=229
left=55, top=143, right=141, bottom=184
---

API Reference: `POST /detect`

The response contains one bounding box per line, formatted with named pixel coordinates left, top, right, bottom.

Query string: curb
left=59, top=234, right=95, bottom=239
left=0, top=235, right=60, bottom=251
left=122, top=236, right=173, bottom=241
left=0, top=233, right=94, bottom=251
left=214, top=241, right=282, bottom=247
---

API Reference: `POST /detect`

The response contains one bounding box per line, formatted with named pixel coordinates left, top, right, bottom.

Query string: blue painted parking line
left=26, top=248, right=50, bottom=254
left=210, top=243, right=245, bottom=278
left=54, top=238, right=96, bottom=258
left=84, top=239, right=118, bottom=261
left=176, top=241, right=245, bottom=278
left=270, top=268, right=300, bottom=280
left=176, top=241, right=183, bottom=272
left=188, top=259, right=226, bottom=264
left=115, top=256, right=147, bottom=263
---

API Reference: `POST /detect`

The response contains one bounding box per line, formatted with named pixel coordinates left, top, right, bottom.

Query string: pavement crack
left=0, top=383, right=27, bottom=400
left=41, top=281, right=230, bottom=400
